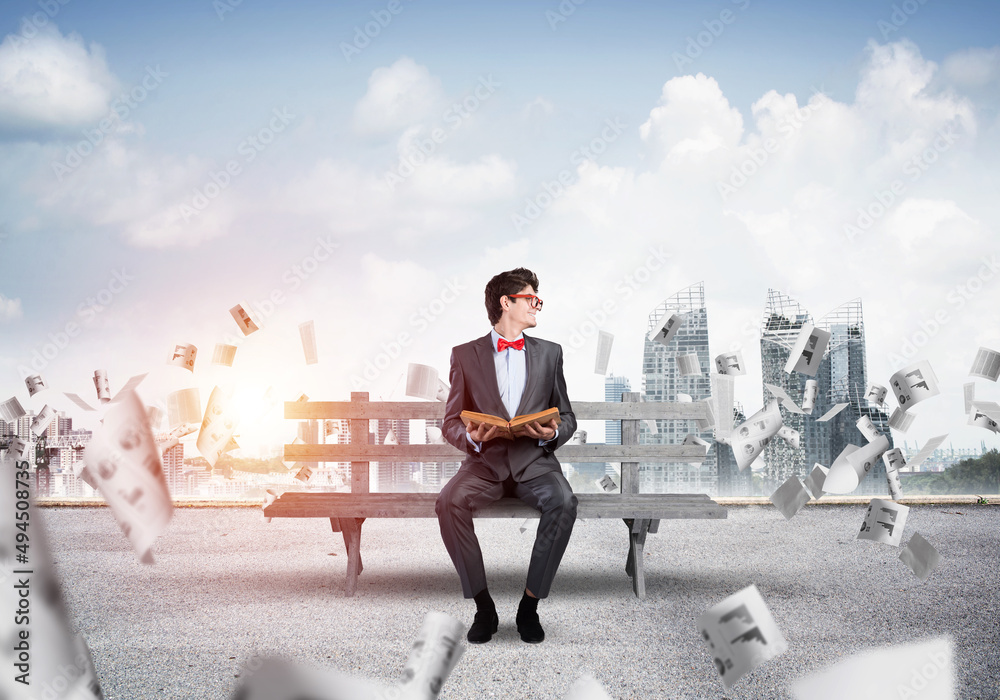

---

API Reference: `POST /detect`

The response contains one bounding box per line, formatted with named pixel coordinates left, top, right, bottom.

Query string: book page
left=969, top=346, right=1000, bottom=381
left=783, top=324, right=830, bottom=377
left=697, top=584, right=787, bottom=690
left=857, top=498, right=909, bottom=546
left=168, top=342, right=197, bottom=371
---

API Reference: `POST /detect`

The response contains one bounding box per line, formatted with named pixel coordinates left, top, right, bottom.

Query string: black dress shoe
left=515, top=609, right=545, bottom=644
left=467, top=609, right=499, bottom=644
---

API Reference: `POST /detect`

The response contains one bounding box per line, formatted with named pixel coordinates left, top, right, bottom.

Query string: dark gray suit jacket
left=442, top=332, right=577, bottom=482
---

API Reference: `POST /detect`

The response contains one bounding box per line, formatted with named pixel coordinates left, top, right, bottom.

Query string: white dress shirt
left=466, top=329, right=558, bottom=452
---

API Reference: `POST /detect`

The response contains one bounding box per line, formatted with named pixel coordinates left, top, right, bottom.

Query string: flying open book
left=460, top=407, right=561, bottom=440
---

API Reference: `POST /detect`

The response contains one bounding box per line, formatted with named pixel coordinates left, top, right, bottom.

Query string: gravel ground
left=40, top=504, right=1000, bottom=700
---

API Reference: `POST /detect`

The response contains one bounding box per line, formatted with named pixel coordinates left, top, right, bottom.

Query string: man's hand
left=467, top=421, right=501, bottom=443
left=520, top=418, right=558, bottom=441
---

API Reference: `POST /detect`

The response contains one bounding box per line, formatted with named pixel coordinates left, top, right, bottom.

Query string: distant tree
left=907, top=450, right=1000, bottom=495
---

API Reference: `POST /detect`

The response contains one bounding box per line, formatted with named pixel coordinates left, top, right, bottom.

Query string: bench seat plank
left=263, top=491, right=727, bottom=521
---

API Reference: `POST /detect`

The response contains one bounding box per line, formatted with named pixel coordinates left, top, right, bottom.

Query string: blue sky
left=1, top=0, right=998, bottom=455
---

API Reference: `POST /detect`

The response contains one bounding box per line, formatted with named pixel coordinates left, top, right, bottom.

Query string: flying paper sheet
left=436, top=379, right=449, bottom=402
left=677, top=353, right=702, bottom=377
left=963, top=382, right=975, bottom=414
left=647, top=312, right=684, bottom=347
left=730, top=400, right=782, bottom=471
left=30, top=404, right=57, bottom=437
left=783, top=324, right=830, bottom=377
left=197, top=386, right=239, bottom=469
left=167, top=388, right=202, bottom=429
left=971, top=400, right=1000, bottom=423
left=864, top=382, right=887, bottom=406
left=568, top=430, right=587, bottom=445
left=683, top=433, right=710, bottom=452
left=899, top=533, right=942, bottom=582
left=815, top=403, right=848, bottom=422
left=229, top=612, right=465, bottom=700
left=802, top=463, right=828, bottom=499
left=697, top=584, right=787, bottom=690
left=25, top=374, right=47, bottom=397
left=229, top=301, right=261, bottom=335
left=64, top=392, right=96, bottom=412
left=858, top=498, right=909, bottom=546
left=110, top=373, right=148, bottom=403
left=823, top=442, right=869, bottom=495
left=643, top=419, right=659, bottom=435
left=93, top=369, right=111, bottom=403
left=0, top=453, right=105, bottom=700
left=801, top=379, right=818, bottom=414
left=776, top=425, right=800, bottom=448
left=711, top=375, right=734, bottom=438
left=383, top=428, right=399, bottom=445
left=883, top=448, right=906, bottom=500
left=790, top=637, right=952, bottom=700
left=764, top=383, right=804, bottom=414
left=168, top=343, right=197, bottom=371
left=562, top=675, right=614, bottom=700
left=889, top=360, right=940, bottom=411
left=770, top=476, right=810, bottom=519
left=968, top=406, right=999, bottom=434
left=299, top=320, right=319, bottom=365
left=595, top=330, right=613, bottom=375
left=8, top=437, right=28, bottom=460
left=855, top=416, right=880, bottom=443
left=0, top=395, right=26, bottom=422
left=294, top=464, right=313, bottom=482
left=676, top=393, right=692, bottom=402
left=969, top=346, right=1000, bottom=381
left=395, top=611, right=466, bottom=700
left=596, top=475, right=617, bottom=493
left=906, top=434, right=948, bottom=471
left=888, top=407, right=915, bottom=432
left=212, top=343, right=237, bottom=366
left=406, top=363, right=440, bottom=401
left=81, top=390, right=173, bottom=563
left=827, top=434, right=890, bottom=494
left=715, top=351, right=746, bottom=376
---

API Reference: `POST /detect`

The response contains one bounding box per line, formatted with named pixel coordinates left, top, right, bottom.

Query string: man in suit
left=436, top=267, right=577, bottom=644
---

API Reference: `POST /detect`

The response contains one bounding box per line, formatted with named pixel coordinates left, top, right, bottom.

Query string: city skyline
left=1, top=1, right=998, bottom=462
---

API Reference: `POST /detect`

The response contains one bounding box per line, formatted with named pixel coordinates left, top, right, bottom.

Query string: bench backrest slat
left=285, top=391, right=709, bottom=494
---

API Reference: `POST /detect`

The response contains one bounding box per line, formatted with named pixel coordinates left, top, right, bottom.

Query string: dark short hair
left=485, top=268, right=539, bottom=325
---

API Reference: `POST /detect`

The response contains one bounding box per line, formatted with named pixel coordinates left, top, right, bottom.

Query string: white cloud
left=515, top=40, right=997, bottom=445
left=32, top=136, right=237, bottom=248
left=0, top=293, right=22, bottom=322
left=353, top=57, right=443, bottom=136
left=521, top=96, right=555, bottom=121
left=943, top=46, right=1000, bottom=87
left=0, top=26, right=118, bottom=133
left=639, top=73, right=743, bottom=163
left=855, top=40, right=975, bottom=143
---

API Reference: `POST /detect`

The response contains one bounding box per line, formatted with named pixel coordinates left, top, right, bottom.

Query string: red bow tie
left=497, top=337, right=524, bottom=352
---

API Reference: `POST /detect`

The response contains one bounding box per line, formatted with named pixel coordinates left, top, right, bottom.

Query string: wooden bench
left=263, top=392, right=727, bottom=598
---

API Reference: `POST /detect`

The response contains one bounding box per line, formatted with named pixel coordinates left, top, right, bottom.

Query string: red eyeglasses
left=508, top=294, right=543, bottom=310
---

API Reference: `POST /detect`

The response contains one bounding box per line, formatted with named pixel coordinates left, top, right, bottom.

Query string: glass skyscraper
left=759, top=290, right=892, bottom=495
left=639, top=282, right=717, bottom=494
left=604, top=375, right=632, bottom=445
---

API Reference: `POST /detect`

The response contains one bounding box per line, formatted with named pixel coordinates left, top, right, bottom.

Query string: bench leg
left=339, top=518, right=365, bottom=596
left=623, top=518, right=650, bottom=600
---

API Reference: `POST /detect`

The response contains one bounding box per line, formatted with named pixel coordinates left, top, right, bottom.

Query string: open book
left=460, top=407, right=561, bottom=441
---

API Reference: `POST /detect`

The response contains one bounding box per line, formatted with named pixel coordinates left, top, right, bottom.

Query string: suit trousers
left=435, top=465, right=578, bottom=599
